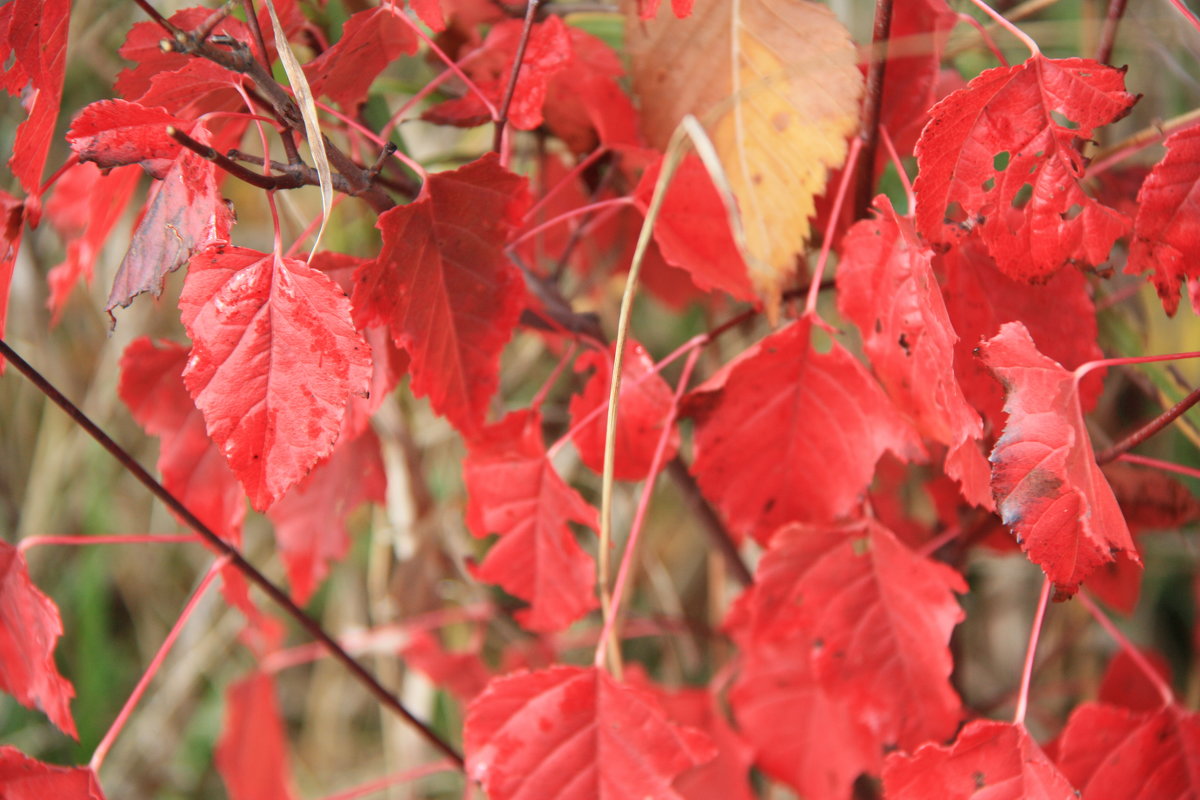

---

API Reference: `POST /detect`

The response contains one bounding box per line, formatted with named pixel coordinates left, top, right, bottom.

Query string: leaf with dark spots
left=180, top=246, right=371, bottom=511
left=978, top=321, right=1138, bottom=598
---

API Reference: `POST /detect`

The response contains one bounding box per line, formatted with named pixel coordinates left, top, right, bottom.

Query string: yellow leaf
left=627, top=0, right=863, bottom=317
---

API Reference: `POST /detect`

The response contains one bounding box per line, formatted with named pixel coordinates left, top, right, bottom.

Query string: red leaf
left=542, top=28, right=641, bottom=154
left=730, top=636, right=879, bottom=799
left=1127, top=124, right=1200, bottom=315
left=915, top=55, right=1134, bottom=280
left=67, top=100, right=188, bottom=178
left=45, top=163, right=141, bottom=324
left=215, top=672, right=297, bottom=800
left=115, top=8, right=247, bottom=107
left=0, top=541, right=76, bottom=738
left=463, top=410, right=598, bottom=632
left=107, top=124, right=235, bottom=318
left=409, top=0, right=446, bottom=31
left=0, top=190, right=26, bottom=364
left=1056, top=702, right=1200, bottom=799
left=633, top=152, right=755, bottom=303
left=136, top=59, right=245, bottom=117
left=837, top=196, right=991, bottom=508
left=267, top=429, right=386, bottom=605
left=878, top=0, right=958, bottom=158
left=352, top=153, right=529, bottom=437
left=1104, top=461, right=1200, bottom=532
left=687, top=317, right=922, bottom=545
left=937, top=233, right=1104, bottom=430
left=424, top=17, right=572, bottom=130
left=304, top=6, right=418, bottom=110
left=978, top=321, right=1138, bottom=598
left=1098, top=649, right=1172, bottom=713
left=464, top=665, right=715, bottom=800
left=118, top=337, right=245, bottom=542
left=569, top=339, right=679, bottom=481
left=400, top=628, right=492, bottom=701
left=883, top=720, right=1074, bottom=799
left=180, top=246, right=371, bottom=511
left=0, top=0, right=68, bottom=197
left=728, top=519, right=965, bottom=752
left=0, top=747, right=104, bottom=799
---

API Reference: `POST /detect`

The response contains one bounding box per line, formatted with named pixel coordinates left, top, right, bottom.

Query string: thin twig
left=239, top=0, right=302, bottom=164
left=1094, top=0, right=1128, bottom=65
left=855, top=0, right=895, bottom=219
left=169, top=126, right=303, bottom=190
left=665, top=460, right=753, bottom=587
left=1096, top=382, right=1200, bottom=464
left=493, top=0, right=542, bottom=153
left=0, top=338, right=465, bottom=769
left=131, top=0, right=178, bottom=34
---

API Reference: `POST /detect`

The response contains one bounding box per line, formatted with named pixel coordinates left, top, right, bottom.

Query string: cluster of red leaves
left=3, top=0, right=1200, bottom=796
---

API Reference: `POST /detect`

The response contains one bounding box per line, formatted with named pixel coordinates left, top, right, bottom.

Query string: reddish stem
left=0, top=338, right=464, bottom=768
left=855, top=0, right=895, bottom=219
left=1119, top=453, right=1200, bottom=481
left=1096, top=382, right=1200, bottom=464
left=19, top=534, right=201, bottom=553
left=508, top=197, right=635, bottom=250
left=319, top=761, right=457, bottom=800
left=1095, top=0, right=1128, bottom=65
left=91, top=558, right=228, bottom=772
left=806, top=136, right=863, bottom=316
left=1079, top=590, right=1175, bottom=705
left=493, top=0, right=543, bottom=154
left=1013, top=576, right=1051, bottom=725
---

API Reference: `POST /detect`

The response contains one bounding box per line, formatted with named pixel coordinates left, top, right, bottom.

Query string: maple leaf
left=626, top=0, right=862, bottom=315
left=728, top=519, right=965, bottom=752
left=632, top=153, right=755, bottom=303
left=352, top=153, right=529, bottom=437
left=978, top=321, right=1138, bottom=598
left=267, top=429, right=386, bottom=605
left=424, top=17, right=572, bottom=130
left=882, top=720, right=1075, bottom=799
left=1056, top=702, right=1200, bottom=799
left=119, top=337, right=246, bottom=542
left=107, top=124, right=235, bottom=318
left=730, top=636, right=879, bottom=799
left=914, top=55, right=1135, bottom=280
left=66, top=100, right=189, bottom=179
left=687, top=317, right=923, bottom=545
left=936, top=233, right=1105, bottom=430
left=215, top=672, right=297, bottom=800
left=44, top=163, right=140, bottom=324
left=464, top=665, right=716, bottom=799
left=463, top=409, right=598, bottom=632
left=180, top=246, right=372, bottom=511
left=0, top=747, right=105, bottom=799
left=0, top=541, right=76, bottom=738
left=837, top=195, right=991, bottom=508
left=0, top=0, right=69, bottom=197
left=303, top=5, right=417, bottom=110
left=569, top=339, right=679, bottom=481
left=1126, top=124, right=1200, bottom=315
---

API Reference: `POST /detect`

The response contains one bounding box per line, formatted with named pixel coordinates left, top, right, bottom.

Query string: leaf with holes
left=180, top=246, right=371, bottom=512
left=463, top=410, right=597, bottom=632
left=914, top=55, right=1135, bottom=280
left=978, top=321, right=1138, bottom=598
left=465, top=665, right=716, bottom=800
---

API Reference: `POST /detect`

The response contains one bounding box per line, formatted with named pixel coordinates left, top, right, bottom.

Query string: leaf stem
left=1079, top=589, right=1175, bottom=706
left=1075, top=350, right=1200, bottom=382
left=1118, top=453, right=1200, bottom=481
left=855, top=0, right=895, bottom=220
left=19, top=534, right=201, bottom=552
left=1096, top=382, right=1200, bottom=464
left=1013, top=575, right=1051, bottom=725
left=91, top=557, right=228, bottom=772
left=494, top=0, right=542, bottom=155
left=0, top=338, right=465, bottom=769
left=806, top=136, right=862, bottom=316
left=966, top=0, right=1041, bottom=57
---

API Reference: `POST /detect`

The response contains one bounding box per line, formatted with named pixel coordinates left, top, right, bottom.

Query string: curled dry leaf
left=626, top=0, right=862, bottom=316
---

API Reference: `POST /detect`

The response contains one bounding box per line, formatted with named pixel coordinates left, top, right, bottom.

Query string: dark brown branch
left=666, top=460, right=754, bottom=587
left=1096, top=382, right=1200, bottom=465
left=493, top=0, right=542, bottom=152
left=854, top=0, right=895, bottom=220
left=169, top=126, right=306, bottom=190
left=1095, top=0, right=1128, bottom=66
left=132, top=0, right=178, bottom=35
left=193, top=1, right=234, bottom=44
left=0, top=338, right=464, bottom=769
left=239, top=0, right=302, bottom=164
